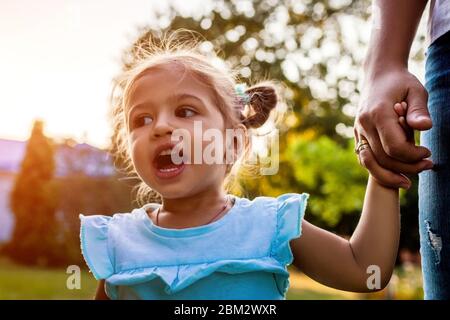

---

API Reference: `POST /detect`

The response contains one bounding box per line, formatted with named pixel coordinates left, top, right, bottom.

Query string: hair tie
left=234, top=83, right=251, bottom=105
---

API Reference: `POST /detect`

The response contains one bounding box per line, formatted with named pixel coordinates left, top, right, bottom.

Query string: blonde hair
left=109, top=29, right=287, bottom=206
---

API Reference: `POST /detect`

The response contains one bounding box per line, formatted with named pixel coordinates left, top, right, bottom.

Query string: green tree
left=54, top=140, right=134, bottom=266
left=122, top=0, right=370, bottom=143
left=2, top=120, right=60, bottom=266
left=288, top=134, right=367, bottom=226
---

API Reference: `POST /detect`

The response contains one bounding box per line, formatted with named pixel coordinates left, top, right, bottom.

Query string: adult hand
left=354, top=67, right=433, bottom=189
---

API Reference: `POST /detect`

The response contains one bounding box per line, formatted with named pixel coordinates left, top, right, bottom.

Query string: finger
left=398, top=116, right=408, bottom=131
left=394, top=103, right=405, bottom=116
left=401, top=102, right=416, bottom=143
left=353, top=126, right=359, bottom=155
left=377, top=117, right=432, bottom=161
left=401, top=101, right=407, bottom=111
left=405, top=85, right=432, bottom=130
left=354, top=126, right=360, bottom=144
left=357, top=122, right=433, bottom=173
left=357, top=145, right=411, bottom=189
left=399, top=116, right=415, bottom=143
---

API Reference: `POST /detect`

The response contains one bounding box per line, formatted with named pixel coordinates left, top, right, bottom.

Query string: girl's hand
left=393, top=101, right=415, bottom=143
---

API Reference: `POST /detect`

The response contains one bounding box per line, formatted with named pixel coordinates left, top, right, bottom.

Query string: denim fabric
left=420, top=30, right=450, bottom=299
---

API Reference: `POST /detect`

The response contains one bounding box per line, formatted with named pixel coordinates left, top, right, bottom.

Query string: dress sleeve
left=79, top=214, right=114, bottom=280
left=272, top=193, right=309, bottom=266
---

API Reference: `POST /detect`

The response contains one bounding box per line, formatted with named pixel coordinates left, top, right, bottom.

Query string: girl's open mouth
left=153, top=147, right=185, bottom=179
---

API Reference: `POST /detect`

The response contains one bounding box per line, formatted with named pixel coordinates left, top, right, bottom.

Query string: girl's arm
left=94, top=280, right=110, bottom=300
left=290, top=176, right=400, bottom=292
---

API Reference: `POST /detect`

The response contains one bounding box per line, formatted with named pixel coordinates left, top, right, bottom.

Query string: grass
left=287, top=267, right=360, bottom=300
left=0, top=257, right=97, bottom=299
left=0, top=257, right=422, bottom=300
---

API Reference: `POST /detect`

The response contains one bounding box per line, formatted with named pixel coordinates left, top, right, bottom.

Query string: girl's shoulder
left=78, top=208, right=149, bottom=280
left=79, top=207, right=151, bottom=232
left=239, top=192, right=309, bottom=216
left=239, top=192, right=310, bottom=255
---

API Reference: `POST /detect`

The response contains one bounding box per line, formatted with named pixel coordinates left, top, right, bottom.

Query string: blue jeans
left=419, top=30, right=450, bottom=300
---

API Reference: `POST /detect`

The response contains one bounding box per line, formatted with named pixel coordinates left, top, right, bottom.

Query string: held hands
left=354, top=68, right=433, bottom=189
left=355, top=100, right=433, bottom=189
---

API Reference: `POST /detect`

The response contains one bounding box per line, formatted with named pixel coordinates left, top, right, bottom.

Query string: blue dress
left=79, top=193, right=309, bottom=300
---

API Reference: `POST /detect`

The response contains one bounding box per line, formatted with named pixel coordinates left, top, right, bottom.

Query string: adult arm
left=355, top=0, right=433, bottom=189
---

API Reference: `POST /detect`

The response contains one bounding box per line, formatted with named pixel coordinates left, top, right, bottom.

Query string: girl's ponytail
left=239, top=83, right=278, bottom=129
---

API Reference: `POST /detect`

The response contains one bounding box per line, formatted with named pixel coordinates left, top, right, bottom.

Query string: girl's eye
left=131, top=115, right=152, bottom=129
left=176, top=107, right=197, bottom=118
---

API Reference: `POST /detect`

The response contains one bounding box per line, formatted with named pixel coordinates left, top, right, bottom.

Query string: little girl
left=80, top=31, right=413, bottom=300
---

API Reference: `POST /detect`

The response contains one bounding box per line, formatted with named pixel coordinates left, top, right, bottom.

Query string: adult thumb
left=406, top=85, right=432, bottom=131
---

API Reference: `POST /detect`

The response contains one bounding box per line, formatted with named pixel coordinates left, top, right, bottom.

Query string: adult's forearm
left=364, top=0, right=428, bottom=73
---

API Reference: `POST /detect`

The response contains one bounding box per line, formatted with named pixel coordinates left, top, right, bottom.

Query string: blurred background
left=0, top=0, right=428, bottom=299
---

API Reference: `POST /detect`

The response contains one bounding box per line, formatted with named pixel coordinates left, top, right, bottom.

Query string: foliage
left=1, top=129, right=135, bottom=267
left=121, top=0, right=371, bottom=143
left=55, top=174, right=134, bottom=266
left=1, top=120, right=61, bottom=266
left=286, top=133, right=367, bottom=226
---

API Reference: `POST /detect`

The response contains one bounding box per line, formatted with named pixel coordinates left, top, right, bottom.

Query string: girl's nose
left=151, top=115, right=174, bottom=138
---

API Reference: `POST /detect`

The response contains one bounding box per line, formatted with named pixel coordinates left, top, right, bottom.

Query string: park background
left=0, top=0, right=428, bottom=299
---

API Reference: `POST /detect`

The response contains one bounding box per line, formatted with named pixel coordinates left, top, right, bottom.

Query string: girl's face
left=126, top=64, right=231, bottom=199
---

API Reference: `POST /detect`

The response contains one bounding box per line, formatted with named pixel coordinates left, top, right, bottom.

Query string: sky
left=0, top=0, right=427, bottom=149
left=0, top=0, right=206, bottom=149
